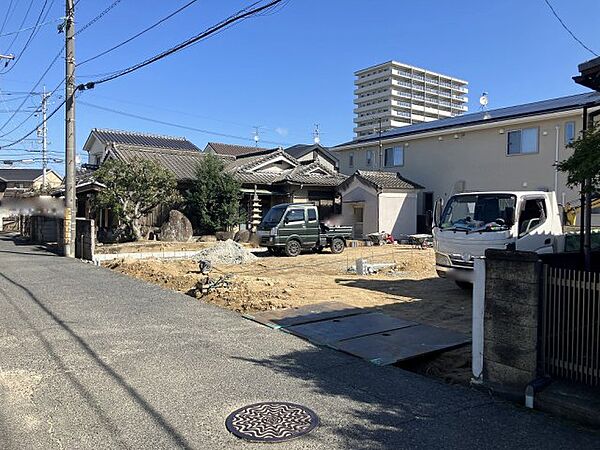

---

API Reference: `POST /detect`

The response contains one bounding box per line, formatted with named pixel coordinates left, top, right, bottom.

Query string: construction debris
left=349, top=258, right=398, bottom=275
left=194, top=239, right=258, bottom=265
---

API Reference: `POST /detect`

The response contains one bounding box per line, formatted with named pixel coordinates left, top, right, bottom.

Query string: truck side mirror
left=433, top=198, right=443, bottom=228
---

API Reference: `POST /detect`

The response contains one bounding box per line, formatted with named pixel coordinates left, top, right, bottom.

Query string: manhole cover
left=225, top=402, right=319, bottom=443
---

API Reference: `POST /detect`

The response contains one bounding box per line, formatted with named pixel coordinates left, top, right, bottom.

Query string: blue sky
left=0, top=0, right=598, bottom=175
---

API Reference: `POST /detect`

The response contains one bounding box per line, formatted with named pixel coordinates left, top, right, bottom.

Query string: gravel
left=194, top=239, right=258, bottom=265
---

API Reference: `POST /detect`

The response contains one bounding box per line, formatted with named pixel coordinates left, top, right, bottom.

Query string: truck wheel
left=455, top=281, right=472, bottom=290
left=330, top=237, right=345, bottom=254
left=284, top=240, right=302, bottom=257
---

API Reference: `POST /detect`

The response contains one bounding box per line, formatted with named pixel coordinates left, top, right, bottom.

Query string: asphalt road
left=0, top=234, right=597, bottom=449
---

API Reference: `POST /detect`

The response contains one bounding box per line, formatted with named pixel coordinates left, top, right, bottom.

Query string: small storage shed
left=337, top=170, right=423, bottom=239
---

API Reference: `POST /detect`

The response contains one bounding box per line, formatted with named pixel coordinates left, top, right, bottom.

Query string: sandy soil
left=104, top=245, right=473, bottom=383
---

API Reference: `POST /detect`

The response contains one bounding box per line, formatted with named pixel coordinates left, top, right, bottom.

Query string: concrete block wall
left=483, top=249, right=542, bottom=395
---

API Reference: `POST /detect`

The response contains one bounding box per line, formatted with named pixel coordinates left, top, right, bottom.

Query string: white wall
left=335, top=111, right=586, bottom=211
left=339, top=178, right=378, bottom=238
left=378, top=192, right=417, bottom=236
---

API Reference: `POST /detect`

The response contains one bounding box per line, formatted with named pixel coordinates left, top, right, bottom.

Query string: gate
left=541, top=266, right=600, bottom=386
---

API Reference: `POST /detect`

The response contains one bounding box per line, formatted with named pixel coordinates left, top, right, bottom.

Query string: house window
left=565, top=121, right=575, bottom=145
left=366, top=150, right=373, bottom=166
left=384, top=146, right=404, bottom=167
left=349, top=152, right=354, bottom=168
left=507, top=127, right=538, bottom=155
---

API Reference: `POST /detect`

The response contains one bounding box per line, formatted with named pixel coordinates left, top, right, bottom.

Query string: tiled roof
left=228, top=150, right=344, bottom=187
left=92, top=128, right=201, bottom=151
left=278, top=161, right=346, bottom=186
left=108, top=145, right=207, bottom=181
left=0, top=168, right=44, bottom=182
left=340, top=170, right=423, bottom=191
left=206, top=142, right=276, bottom=158
left=284, top=144, right=339, bottom=162
left=336, top=91, right=600, bottom=147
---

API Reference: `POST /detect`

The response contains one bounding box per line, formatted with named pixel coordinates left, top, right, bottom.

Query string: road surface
left=0, top=234, right=596, bottom=449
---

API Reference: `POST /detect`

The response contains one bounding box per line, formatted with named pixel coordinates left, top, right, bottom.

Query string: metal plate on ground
left=335, top=324, right=470, bottom=366
left=243, top=301, right=365, bottom=329
left=225, top=402, right=319, bottom=443
left=285, top=312, right=418, bottom=347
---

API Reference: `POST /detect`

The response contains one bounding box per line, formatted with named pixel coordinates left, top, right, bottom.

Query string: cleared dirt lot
left=105, top=245, right=472, bottom=383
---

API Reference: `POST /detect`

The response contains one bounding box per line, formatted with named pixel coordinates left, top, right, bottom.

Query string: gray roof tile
left=206, top=142, right=276, bottom=157
left=93, top=128, right=200, bottom=151
left=0, top=168, right=45, bottom=182
left=340, top=170, right=423, bottom=190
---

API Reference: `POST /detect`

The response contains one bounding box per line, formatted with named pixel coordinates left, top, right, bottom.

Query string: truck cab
left=433, top=191, right=564, bottom=286
left=256, top=203, right=352, bottom=256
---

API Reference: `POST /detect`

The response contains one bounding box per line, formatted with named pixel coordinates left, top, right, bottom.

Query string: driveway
left=0, top=234, right=596, bottom=449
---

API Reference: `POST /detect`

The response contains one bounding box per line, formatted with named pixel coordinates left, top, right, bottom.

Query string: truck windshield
left=261, top=207, right=285, bottom=225
left=440, top=194, right=516, bottom=232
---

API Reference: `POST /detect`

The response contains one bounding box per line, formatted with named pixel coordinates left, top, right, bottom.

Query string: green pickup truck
left=256, top=203, right=353, bottom=256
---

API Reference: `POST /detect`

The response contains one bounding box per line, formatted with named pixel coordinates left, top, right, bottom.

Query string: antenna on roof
left=313, top=123, right=320, bottom=144
left=479, top=92, right=489, bottom=110
left=253, top=126, right=260, bottom=147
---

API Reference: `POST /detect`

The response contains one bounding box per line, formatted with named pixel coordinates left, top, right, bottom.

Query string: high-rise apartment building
left=354, top=61, right=468, bottom=138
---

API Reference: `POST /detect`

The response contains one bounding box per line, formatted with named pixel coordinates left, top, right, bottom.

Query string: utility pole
left=64, top=0, right=77, bottom=257
left=40, top=86, right=50, bottom=189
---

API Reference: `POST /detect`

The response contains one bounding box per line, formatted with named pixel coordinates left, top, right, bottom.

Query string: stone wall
left=75, top=218, right=95, bottom=260
left=483, top=249, right=542, bottom=395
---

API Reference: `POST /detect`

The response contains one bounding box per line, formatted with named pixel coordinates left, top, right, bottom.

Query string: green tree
left=186, top=154, right=243, bottom=233
left=557, top=124, right=600, bottom=193
left=94, top=158, right=181, bottom=240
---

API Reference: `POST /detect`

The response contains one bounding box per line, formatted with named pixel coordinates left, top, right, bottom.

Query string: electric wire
left=78, top=100, right=292, bottom=146
left=78, top=0, right=200, bottom=66
left=81, top=0, right=284, bottom=87
left=0, top=0, right=126, bottom=136
left=1, top=0, right=51, bottom=74
left=2, top=0, right=36, bottom=54
left=0, top=97, right=66, bottom=149
left=543, top=0, right=598, bottom=57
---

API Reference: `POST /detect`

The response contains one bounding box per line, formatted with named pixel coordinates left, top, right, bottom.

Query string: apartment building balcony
left=451, top=103, right=468, bottom=112
left=354, top=100, right=392, bottom=114
left=354, top=79, right=391, bottom=95
left=391, top=79, right=412, bottom=89
left=452, top=94, right=468, bottom=102
left=353, top=122, right=394, bottom=134
left=355, top=67, right=392, bottom=83
left=355, top=90, right=390, bottom=102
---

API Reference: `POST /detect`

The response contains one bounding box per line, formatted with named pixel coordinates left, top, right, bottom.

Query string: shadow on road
left=0, top=271, right=191, bottom=449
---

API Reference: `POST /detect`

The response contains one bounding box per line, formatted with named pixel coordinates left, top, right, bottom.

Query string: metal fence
left=541, top=266, right=600, bottom=386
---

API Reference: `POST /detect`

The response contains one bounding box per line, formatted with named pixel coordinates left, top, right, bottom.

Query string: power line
left=0, top=0, right=127, bottom=134
left=543, top=0, right=598, bottom=57
left=78, top=0, right=200, bottom=66
left=78, top=100, right=292, bottom=146
left=0, top=1, right=17, bottom=38
left=1, top=0, right=51, bottom=74
left=0, top=18, right=60, bottom=38
left=80, top=0, right=285, bottom=88
left=0, top=97, right=66, bottom=149
left=75, top=0, right=125, bottom=35
left=2, top=0, right=36, bottom=54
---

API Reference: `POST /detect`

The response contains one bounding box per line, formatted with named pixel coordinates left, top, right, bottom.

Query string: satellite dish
left=479, top=92, right=489, bottom=108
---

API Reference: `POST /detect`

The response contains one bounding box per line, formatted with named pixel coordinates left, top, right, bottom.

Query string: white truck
left=433, top=191, right=565, bottom=288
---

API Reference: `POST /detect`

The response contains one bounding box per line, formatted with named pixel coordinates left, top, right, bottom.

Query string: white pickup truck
left=433, top=191, right=565, bottom=288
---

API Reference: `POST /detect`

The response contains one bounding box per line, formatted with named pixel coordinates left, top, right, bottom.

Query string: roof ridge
left=113, top=143, right=201, bottom=154
left=94, top=128, right=188, bottom=141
